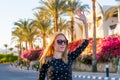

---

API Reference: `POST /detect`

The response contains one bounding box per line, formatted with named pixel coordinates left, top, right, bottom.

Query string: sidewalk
left=72, top=72, right=120, bottom=80
left=12, top=64, right=120, bottom=80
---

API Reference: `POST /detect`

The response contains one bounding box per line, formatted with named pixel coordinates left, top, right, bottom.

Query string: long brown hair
left=40, top=32, right=68, bottom=69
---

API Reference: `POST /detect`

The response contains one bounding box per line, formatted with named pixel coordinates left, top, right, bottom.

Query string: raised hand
left=74, top=9, right=88, bottom=39
left=74, top=9, right=87, bottom=24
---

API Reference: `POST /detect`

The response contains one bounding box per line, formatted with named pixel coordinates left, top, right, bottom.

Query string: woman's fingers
left=76, top=11, right=81, bottom=17
left=81, top=11, right=84, bottom=14
left=75, top=9, right=85, bottom=17
left=74, top=9, right=87, bottom=22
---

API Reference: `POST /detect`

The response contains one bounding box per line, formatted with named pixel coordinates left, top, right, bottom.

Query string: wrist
left=82, top=20, right=87, bottom=24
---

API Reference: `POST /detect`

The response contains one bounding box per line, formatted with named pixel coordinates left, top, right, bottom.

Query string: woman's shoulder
left=46, top=56, right=53, bottom=61
left=41, top=57, right=53, bottom=68
left=44, top=57, right=53, bottom=64
left=83, top=39, right=89, bottom=41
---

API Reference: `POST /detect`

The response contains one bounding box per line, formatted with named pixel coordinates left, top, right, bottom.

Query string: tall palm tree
left=12, top=27, right=26, bottom=64
left=57, top=17, right=72, bottom=40
left=118, top=4, right=120, bottom=22
left=9, top=47, right=13, bottom=54
left=34, top=11, right=52, bottom=48
left=14, top=19, right=38, bottom=49
left=4, top=44, right=8, bottom=54
left=12, top=19, right=38, bottom=64
left=36, top=0, right=67, bottom=32
left=66, top=0, right=89, bottom=41
left=91, top=0, right=97, bottom=72
left=12, top=28, right=24, bottom=53
left=57, top=18, right=70, bottom=32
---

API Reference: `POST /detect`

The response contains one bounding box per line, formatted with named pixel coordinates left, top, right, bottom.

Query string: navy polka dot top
left=38, top=39, right=89, bottom=80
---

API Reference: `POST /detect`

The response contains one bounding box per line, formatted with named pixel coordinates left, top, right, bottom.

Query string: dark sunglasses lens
left=64, top=40, right=68, bottom=44
left=57, top=40, right=68, bottom=45
left=57, top=40, right=63, bottom=45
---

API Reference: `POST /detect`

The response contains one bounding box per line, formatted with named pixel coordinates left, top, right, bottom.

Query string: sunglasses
left=57, top=39, right=68, bottom=45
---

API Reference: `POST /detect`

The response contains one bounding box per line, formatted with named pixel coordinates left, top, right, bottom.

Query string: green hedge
left=0, top=54, right=18, bottom=63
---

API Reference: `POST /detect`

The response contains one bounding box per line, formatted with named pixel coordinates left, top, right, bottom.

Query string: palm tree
left=4, top=44, right=8, bottom=54
left=66, top=0, right=89, bottom=41
left=12, top=29, right=24, bottom=53
left=57, top=18, right=70, bottom=32
left=91, top=0, right=97, bottom=72
left=36, top=0, right=67, bottom=32
left=118, top=4, right=120, bottom=22
left=33, top=11, right=53, bottom=48
left=12, top=19, right=38, bottom=65
left=9, top=47, right=13, bottom=54
left=14, top=19, right=38, bottom=49
left=57, top=17, right=73, bottom=40
left=12, top=28, right=25, bottom=64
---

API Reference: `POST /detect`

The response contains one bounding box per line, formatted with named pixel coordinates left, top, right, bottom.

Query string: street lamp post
left=91, top=0, right=97, bottom=72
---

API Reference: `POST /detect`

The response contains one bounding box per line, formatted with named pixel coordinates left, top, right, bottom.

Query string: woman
left=38, top=9, right=89, bottom=80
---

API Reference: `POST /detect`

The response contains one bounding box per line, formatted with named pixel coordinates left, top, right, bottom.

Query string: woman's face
left=53, top=34, right=68, bottom=53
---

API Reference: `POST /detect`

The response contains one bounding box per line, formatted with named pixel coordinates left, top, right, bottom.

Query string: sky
left=0, top=0, right=119, bottom=49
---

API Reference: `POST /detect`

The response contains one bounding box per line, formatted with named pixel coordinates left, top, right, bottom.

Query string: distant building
left=85, top=4, right=120, bottom=38
left=73, top=3, right=120, bottom=39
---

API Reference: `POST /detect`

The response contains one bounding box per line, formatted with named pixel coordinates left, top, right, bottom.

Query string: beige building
left=86, top=4, right=120, bottom=38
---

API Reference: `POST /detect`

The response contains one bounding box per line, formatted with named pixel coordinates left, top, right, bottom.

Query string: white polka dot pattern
left=69, top=40, right=89, bottom=61
left=38, top=39, right=89, bottom=80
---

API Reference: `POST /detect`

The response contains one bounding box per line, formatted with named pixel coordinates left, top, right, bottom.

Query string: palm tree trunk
left=118, top=6, right=120, bottom=22
left=54, top=13, right=58, bottom=32
left=71, top=17, right=74, bottom=42
left=43, top=33, right=46, bottom=48
left=92, top=0, right=97, bottom=72
left=25, top=41, right=28, bottom=50
left=30, top=41, right=33, bottom=49
left=18, top=42, right=22, bottom=65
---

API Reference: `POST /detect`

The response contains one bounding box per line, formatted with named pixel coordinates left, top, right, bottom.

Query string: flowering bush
left=20, top=35, right=120, bottom=63
left=96, top=35, right=120, bottom=62
left=68, top=39, right=82, bottom=53
left=68, top=35, right=120, bottom=63
left=20, top=48, right=43, bottom=61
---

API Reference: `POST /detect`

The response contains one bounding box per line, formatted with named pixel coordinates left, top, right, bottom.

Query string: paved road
left=0, top=64, right=38, bottom=80
left=0, top=64, right=120, bottom=80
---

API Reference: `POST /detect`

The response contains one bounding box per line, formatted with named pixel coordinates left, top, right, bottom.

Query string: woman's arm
left=69, top=39, right=89, bottom=61
left=38, top=64, right=47, bottom=80
left=75, top=9, right=88, bottom=39
left=68, top=9, right=89, bottom=61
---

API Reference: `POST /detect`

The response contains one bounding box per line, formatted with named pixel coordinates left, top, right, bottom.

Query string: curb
left=73, top=74, right=120, bottom=80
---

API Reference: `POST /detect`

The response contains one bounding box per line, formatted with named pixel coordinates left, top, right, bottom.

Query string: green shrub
left=0, top=54, right=18, bottom=64
left=79, top=55, right=92, bottom=65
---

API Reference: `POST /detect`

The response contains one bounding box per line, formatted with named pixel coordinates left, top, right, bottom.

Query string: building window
left=109, top=24, right=117, bottom=30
